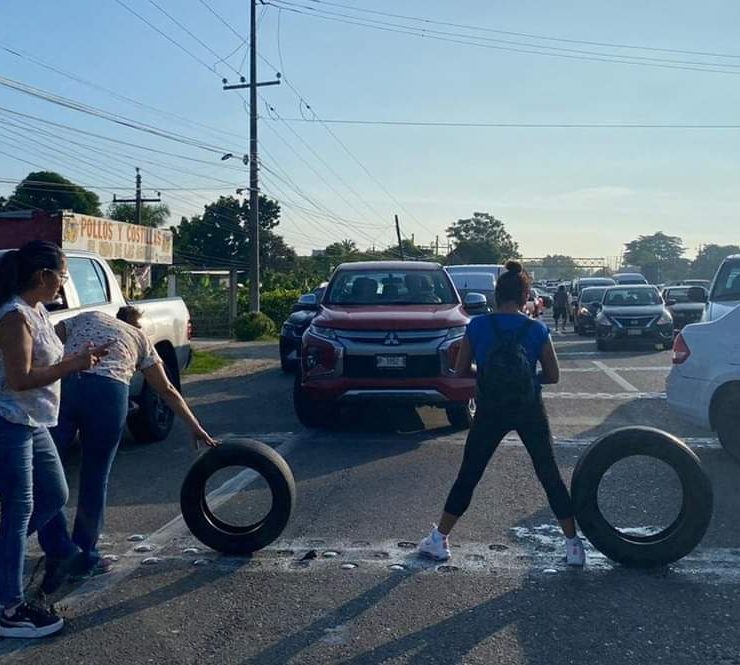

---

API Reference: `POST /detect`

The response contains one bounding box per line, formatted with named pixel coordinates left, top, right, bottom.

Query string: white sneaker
left=566, top=537, right=586, bottom=567
left=417, top=525, right=451, bottom=561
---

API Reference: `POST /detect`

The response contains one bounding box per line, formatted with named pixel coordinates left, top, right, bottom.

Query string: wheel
left=180, top=439, right=295, bottom=555
left=127, top=361, right=177, bottom=443
left=715, top=388, right=740, bottom=462
left=279, top=339, right=298, bottom=374
left=571, top=427, right=713, bottom=568
left=446, top=399, right=476, bottom=429
left=293, top=373, right=332, bottom=428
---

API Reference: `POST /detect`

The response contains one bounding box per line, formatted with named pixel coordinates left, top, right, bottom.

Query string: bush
left=259, top=288, right=302, bottom=328
left=234, top=312, right=277, bottom=341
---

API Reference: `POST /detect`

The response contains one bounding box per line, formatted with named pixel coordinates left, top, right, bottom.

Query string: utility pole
left=221, top=0, right=280, bottom=313
left=113, top=167, right=161, bottom=226
left=435, top=235, right=439, bottom=257
left=395, top=214, right=405, bottom=260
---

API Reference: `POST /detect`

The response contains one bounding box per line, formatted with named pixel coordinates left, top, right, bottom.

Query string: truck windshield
left=326, top=269, right=457, bottom=305
left=604, top=288, right=661, bottom=306
left=712, top=260, right=740, bottom=301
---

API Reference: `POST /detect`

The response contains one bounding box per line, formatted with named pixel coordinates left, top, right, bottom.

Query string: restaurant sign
left=61, top=213, right=173, bottom=265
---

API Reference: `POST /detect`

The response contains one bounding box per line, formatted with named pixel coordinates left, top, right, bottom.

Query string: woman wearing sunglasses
left=0, top=241, right=106, bottom=639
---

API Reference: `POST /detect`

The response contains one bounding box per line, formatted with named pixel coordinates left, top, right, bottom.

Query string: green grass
left=184, top=349, right=232, bottom=375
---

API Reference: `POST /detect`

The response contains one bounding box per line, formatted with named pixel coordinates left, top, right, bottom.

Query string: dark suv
left=574, top=286, right=608, bottom=336
left=279, top=285, right=326, bottom=373
left=595, top=285, right=674, bottom=351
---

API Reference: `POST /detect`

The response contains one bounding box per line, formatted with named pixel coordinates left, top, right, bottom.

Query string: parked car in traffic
left=570, top=277, right=616, bottom=323
left=613, top=272, right=649, bottom=285
left=667, top=303, right=740, bottom=461
left=574, top=286, right=608, bottom=336
left=293, top=261, right=478, bottom=429
left=703, top=254, right=740, bottom=322
left=448, top=271, right=496, bottom=309
left=279, top=284, right=327, bottom=373
left=595, top=285, right=674, bottom=351
left=532, top=287, right=552, bottom=309
left=0, top=249, right=193, bottom=443
left=661, top=285, right=707, bottom=330
left=446, top=264, right=505, bottom=282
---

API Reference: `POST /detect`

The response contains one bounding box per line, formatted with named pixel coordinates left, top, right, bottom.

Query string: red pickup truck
left=293, top=261, right=479, bottom=429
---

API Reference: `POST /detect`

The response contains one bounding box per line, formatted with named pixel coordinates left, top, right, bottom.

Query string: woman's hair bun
left=504, top=259, right=523, bottom=274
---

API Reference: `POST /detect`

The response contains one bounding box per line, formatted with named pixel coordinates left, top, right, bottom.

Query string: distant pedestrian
left=552, top=284, right=569, bottom=333
left=38, top=307, right=217, bottom=594
left=417, top=260, right=585, bottom=567
left=0, top=241, right=107, bottom=639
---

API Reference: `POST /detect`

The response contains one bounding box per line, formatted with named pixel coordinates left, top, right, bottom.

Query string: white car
left=666, top=304, right=740, bottom=460
left=703, top=254, right=740, bottom=322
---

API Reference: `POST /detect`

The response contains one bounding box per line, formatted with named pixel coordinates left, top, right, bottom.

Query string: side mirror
left=463, top=292, right=488, bottom=313
left=687, top=287, right=708, bottom=304
left=294, top=293, right=319, bottom=311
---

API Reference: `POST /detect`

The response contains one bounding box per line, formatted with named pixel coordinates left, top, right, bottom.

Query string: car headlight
left=579, top=307, right=591, bottom=316
left=657, top=312, right=673, bottom=325
left=281, top=323, right=293, bottom=335
left=596, top=313, right=612, bottom=327
left=446, top=326, right=467, bottom=340
left=308, top=324, right=337, bottom=340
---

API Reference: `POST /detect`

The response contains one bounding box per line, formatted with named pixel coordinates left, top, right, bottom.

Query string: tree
left=539, top=255, right=582, bottom=280
left=690, top=244, right=740, bottom=280
left=5, top=171, right=102, bottom=215
left=446, top=212, right=519, bottom=264
left=107, top=202, right=171, bottom=228
left=172, top=194, right=295, bottom=272
left=623, top=232, right=686, bottom=282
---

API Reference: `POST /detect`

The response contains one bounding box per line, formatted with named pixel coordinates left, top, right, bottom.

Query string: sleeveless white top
left=0, top=297, right=64, bottom=427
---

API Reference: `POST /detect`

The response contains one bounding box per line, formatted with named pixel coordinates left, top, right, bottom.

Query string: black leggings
left=444, top=398, right=573, bottom=520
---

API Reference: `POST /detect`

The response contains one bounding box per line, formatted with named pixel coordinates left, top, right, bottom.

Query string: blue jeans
left=38, top=374, right=129, bottom=571
left=0, top=417, right=69, bottom=607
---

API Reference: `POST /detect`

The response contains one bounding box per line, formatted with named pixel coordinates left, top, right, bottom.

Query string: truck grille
left=343, top=355, right=441, bottom=378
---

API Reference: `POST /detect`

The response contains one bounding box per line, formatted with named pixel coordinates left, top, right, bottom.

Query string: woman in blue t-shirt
left=418, top=260, right=585, bottom=566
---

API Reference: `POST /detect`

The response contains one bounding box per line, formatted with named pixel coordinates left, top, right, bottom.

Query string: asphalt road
left=4, top=318, right=740, bottom=665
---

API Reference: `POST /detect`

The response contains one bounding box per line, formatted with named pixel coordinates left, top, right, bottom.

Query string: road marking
left=542, top=391, right=666, bottom=400
left=131, top=533, right=740, bottom=583
left=560, top=366, right=668, bottom=373
left=592, top=360, right=640, bottom=392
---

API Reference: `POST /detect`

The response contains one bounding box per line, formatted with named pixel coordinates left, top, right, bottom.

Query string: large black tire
left=571, top=427, right=713, bottom=568
left=279, top=340, right=298, bottom=374
left=293, top=373, right=332, bottom=428
left=127, top=362, right=177, bottom=443
left=715, top=388, right=740, bottom=463
left=180, top=439, right=295, bottom=555
left=446, top=399, right=475, bottom=430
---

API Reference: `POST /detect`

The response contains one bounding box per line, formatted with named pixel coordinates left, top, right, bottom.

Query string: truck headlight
left=308, top=324, right=336, bottom=340
left=657, top=312, right=673, bottom=326
left=445, top=326, right=467, bottom=340
left=579, top=307, right=590, bottom=317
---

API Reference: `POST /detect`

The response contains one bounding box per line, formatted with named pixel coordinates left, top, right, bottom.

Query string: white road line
left=592, top=360, right=640, bottom=392
left=542, top=391, right=666, bottom=400
left=47, top=435, right=301, bottom=610
left=560, top=367, right=668, bottom=373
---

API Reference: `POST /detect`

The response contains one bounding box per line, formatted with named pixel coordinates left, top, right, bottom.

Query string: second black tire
left=181, top=439, right=295, bottom=555
left=571, top=426, right=713, bottom=568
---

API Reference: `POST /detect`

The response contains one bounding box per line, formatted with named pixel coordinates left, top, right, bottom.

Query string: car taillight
left=672, top=333, right=690, bottom=364
left=186, top=320, right=193, bottom=340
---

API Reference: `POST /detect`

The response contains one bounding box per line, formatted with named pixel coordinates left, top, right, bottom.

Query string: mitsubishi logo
left=383, top=332, right=401, bottom=346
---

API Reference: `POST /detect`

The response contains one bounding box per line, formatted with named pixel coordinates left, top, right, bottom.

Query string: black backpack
left=476, top=316, right=536, bottom=413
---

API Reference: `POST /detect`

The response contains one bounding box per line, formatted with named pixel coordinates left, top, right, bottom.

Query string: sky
left=2, top=0, right=740, bottom=262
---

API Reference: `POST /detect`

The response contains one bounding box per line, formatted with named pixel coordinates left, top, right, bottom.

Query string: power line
left=298, top=0, right=740, bottom=61
left=266, top=0, right=740, bottom=76
left=269, top=118, right=740, bottom=129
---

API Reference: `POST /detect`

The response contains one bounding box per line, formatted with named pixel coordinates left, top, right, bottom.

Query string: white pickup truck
left=1, top=249, right=192, bottom=443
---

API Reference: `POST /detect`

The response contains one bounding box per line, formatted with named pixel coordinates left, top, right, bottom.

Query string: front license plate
left=627, top=329, right=643, bottom=336
left=376, top=355, right=406, bottom=369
